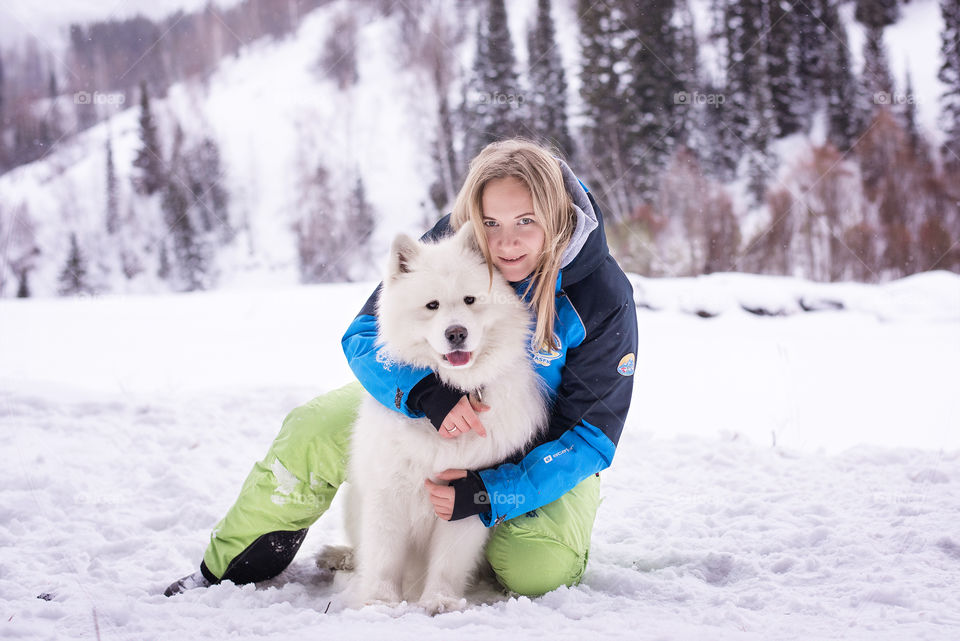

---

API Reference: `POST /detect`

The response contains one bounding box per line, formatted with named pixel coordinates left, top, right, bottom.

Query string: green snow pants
left=201, top=381, right=602, bottom=597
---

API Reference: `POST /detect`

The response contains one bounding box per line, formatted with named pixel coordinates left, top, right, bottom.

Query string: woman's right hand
left=439, top=395, right=490, bottom=439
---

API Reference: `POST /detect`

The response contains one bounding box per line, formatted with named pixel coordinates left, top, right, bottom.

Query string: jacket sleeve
left=475, top=262, right=638, bottom=526
left=340, top=215, right=463, bottom=424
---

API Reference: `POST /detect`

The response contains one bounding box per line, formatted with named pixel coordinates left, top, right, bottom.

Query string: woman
left=165, top=139, right=638, bottom=599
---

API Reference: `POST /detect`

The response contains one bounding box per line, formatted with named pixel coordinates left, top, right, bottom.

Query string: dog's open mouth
left=443, top=351, right=472, bottom=367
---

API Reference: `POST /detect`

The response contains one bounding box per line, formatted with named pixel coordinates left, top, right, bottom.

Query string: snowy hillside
left=0, top=0, right=953, bottom=298
left=2, top=272, right=959, bottom=639
left=0, top=0, right=441, bottom=297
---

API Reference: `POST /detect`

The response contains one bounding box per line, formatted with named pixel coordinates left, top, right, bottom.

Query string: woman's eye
left=483, top=220, right=498, bottom=228
left=464, top=296, right=475, bottom=305
left=519, top=217, right=534, bottom=225
left=426, top=300, right=439, bottom=310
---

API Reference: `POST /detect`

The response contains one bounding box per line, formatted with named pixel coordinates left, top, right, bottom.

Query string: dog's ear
left=389, top=233, right=420, bottom=278
left=454, top=222, right=481, bottom=254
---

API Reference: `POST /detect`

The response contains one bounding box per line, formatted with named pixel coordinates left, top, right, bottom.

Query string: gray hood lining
left=557, top=158, right=599, bottom=270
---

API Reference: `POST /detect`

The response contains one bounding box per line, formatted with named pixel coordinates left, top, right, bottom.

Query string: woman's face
left=480, top=176, right=546, bottom=283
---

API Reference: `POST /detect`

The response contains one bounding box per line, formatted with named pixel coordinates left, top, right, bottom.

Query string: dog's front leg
left=352, top=497, right=407, bottom=606
left=417, top=518, right=490, bottom=615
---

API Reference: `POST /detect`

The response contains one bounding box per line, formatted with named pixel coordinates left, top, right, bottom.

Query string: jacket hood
left=557, top=159, right=609, bottom=288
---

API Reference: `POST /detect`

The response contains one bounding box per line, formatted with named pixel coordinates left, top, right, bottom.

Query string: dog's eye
left=464, top=296, right=475, bottom=305
left=426, top=300, right=439, bottom=310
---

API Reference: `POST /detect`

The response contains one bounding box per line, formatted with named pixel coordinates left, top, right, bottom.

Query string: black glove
left=407, top=373, right=464, bottom=430
left=448, top=470, right=492, bottom=521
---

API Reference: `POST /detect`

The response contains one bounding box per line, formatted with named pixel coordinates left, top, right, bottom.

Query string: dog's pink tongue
left=446, top=351, right=471, bottom=366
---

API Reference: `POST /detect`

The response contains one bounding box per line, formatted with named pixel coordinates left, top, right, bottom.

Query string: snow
left=2, top=271, right=959, bottom=639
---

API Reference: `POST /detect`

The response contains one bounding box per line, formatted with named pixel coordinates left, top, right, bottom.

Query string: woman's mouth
left=499, top=255, right=526, bottom=264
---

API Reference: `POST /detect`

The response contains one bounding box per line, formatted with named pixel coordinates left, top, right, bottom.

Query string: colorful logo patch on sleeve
left=531, top=333, right=562, bottom=366
left=617, top=353, right=636, bottom=376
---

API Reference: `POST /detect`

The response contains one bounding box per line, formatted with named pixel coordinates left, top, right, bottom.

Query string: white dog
left=320, top=225, right=548, bottom=614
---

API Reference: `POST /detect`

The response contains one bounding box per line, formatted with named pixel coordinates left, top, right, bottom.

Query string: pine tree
left=161, top=124, right=210, bottom=291
left=620, top=0, right=687, bottom=201
left=157, top=240, right=171, bottom=280
left=671, top=0, right=702, bottom=151
left=794, top=0, right=827, bottom=108
left=860, top=24, right=896, bottom=126
left=1, top=51, right=7, bottom=171
left=132, top=81, right=165, bottom=196
left=902, top=69, right=922, bottom=156
left=527, top=0, right=573, bottom=158
left=184, top=136, right=230, bottom=242
left=940, top=0, right=960, bottom=170
left=105, top=138, right=120, bottom=234
left=723, top=0, right=777, bottom=201
left=854, top=0, right=900, bottom=29
left=350, top=174, right=376, bottom=272
left=766, top=0, right=806, bottom=137
left=821, top=0, right=859, bottom=151
left=0, top=50, right=5, bottom=118
left=578, top=0, right=630, bottom=216
left=464, top=0, right=525, bottom=161
left=58, top=233, right=90, bottom=296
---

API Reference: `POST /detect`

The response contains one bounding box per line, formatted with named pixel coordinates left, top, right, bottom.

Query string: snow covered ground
left=1, top=272, right=959, bottom=640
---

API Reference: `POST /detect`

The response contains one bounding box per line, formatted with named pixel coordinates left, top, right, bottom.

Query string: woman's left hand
left=424, top=469, right=467, bottom=520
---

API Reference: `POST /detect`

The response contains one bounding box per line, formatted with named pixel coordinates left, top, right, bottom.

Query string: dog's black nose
left=445, top=325, right=468, bottom=347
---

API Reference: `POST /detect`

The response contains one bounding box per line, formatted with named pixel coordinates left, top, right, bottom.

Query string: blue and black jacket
left=341, top=160, right=638, bottom=526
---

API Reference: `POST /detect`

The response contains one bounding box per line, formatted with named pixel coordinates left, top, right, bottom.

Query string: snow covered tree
left=348, top=174, right=377, bottom=274
left=161, top=125, right=211, bottom=291
left=620, top=0, right=689, bottom=201
left=294, top=163, right=348, bottom=283
left=940, top=0, right=960, bottom=170
left=157, top=240, right=171, bottom=280
left=722, top=0, right=777, bottom=202
left=672, top=0, right=702, bottom=152
left=58, top=233, right=92, bottom=296
left=527, top=0, right=573, bottom=158
left=161, top=178, right=208, bottom=291
left=183, top=136, right=231, bottom=242
left=464, top=0, right=526, bottom=161
left=821, top=0, right=859, bottom=151
left=0, top=51, right=5, bottom=170
left=105, top=138, right=120, bottom=234
left=317, top=11, right=358, bottom=90
left=858, top=25, right=896, bottom=129
left=1, top=204, right=40, bottom=299
left=766, top=1, right=805, bottom=138
left=132, top=81, right=165, bottom=196
left=902, top=69, right=922, bottom=156
left=854, top=0, right=900, bottom=29
left=578, top=0, right=631, bottom=217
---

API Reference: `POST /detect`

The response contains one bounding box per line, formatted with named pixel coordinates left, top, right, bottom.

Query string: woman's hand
left=424, top=469, right=467, bottom=520
left=439, top=394, right=490, bottom=439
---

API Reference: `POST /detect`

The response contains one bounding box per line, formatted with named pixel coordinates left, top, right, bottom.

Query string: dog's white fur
left=330, top=225, right=548, bottom=614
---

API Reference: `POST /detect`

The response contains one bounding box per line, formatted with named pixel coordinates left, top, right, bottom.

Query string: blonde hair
left=451, top=139, right=576, bottom=352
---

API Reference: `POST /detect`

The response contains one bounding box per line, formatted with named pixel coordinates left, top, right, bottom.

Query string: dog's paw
left=418, top=594, right=467, bottom=616
left=316, top=545, right=355, bottom=572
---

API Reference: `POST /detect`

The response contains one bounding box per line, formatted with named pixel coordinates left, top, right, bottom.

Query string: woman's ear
left=388, top=233, right=419, bottom=278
